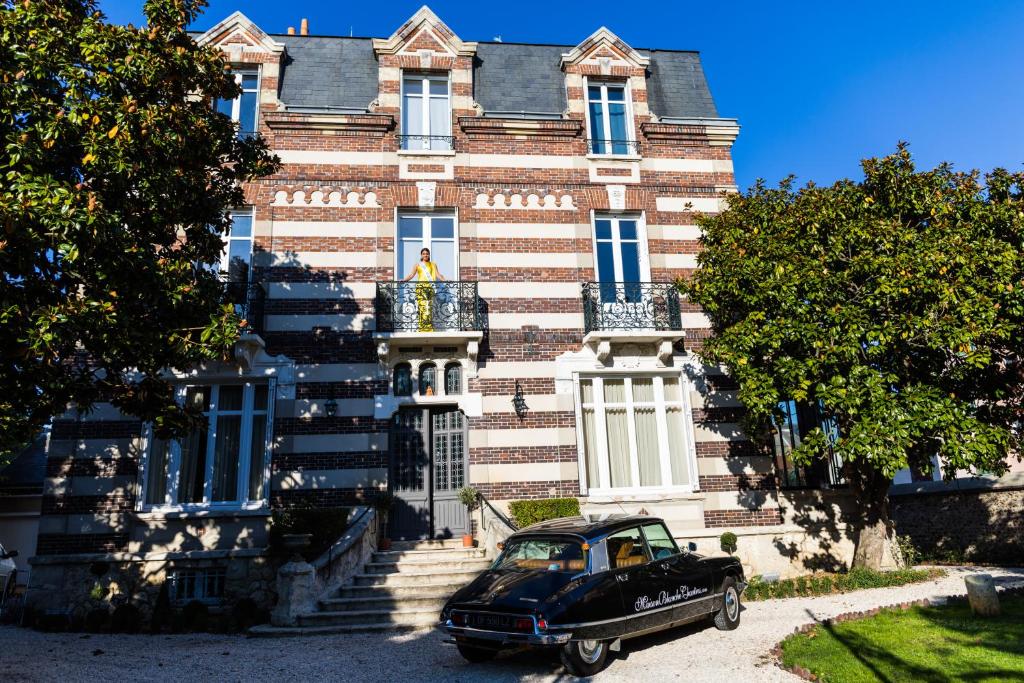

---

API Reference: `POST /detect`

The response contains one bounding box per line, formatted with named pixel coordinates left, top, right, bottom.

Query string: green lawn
left=780, top=595, right=1024, bottom=683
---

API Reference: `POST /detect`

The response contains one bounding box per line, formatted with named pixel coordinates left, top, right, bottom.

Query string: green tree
left=683, top=146, right=1023, bottom=569
left=0, top=0, right=279, bottom=462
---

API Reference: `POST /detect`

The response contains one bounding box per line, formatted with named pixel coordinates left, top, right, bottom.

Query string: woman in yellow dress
left=401, top=248, right=447, bottom=331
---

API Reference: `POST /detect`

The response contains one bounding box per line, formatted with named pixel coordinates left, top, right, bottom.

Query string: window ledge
left=584, top=490, right=705, bottom=503
left=135, top=505, right=271, bottom=519
left=397, top=149, right=457, bottom=157
left=586, top=153, right=641, bottom=162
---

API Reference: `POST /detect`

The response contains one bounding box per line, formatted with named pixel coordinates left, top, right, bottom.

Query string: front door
left=389, top=407, right=469, bottom=540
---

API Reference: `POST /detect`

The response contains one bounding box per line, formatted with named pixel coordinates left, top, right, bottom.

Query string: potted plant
left=457, top=486, right=479, bottom=547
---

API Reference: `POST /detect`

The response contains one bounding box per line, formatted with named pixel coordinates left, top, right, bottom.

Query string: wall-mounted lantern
left=511, top=381, right=528, bottom=418
left=324, top=397, right=338, bottom=418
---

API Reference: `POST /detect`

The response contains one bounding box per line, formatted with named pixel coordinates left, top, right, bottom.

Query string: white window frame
left=394, top=210, right=459, bottom=278
left=573, top=372, right=699, bottom=496
left=583, top=77, right=636, bottom=156
left=400, top=72, right=452, bottom=150
left=220, top=207, right=254, bottom=279
left=591, top=212, right=651, bottom=284
left=217, top=68, right=260, bottom=134
left=138, top=381, right=275, bottom=513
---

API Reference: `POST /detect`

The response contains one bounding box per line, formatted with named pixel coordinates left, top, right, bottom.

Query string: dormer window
left=401, top=74, right=452, bottom=151
left=586, top=81, right=635, bottom=155
left=214, top=69, right=259, bottom=138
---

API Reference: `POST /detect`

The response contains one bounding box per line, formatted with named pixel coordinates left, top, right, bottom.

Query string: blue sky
left=100, top=1, right=1024, bottom=190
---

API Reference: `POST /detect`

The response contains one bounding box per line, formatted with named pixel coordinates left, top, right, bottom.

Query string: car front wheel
left=713, top=577, right=741, bottom=630
left=560, top=638, right=609, bottom=677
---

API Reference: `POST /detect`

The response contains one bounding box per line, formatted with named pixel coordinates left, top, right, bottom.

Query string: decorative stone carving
left=595, top=340, right=612, bottom=364
left=271, top=557, right=316, bottom=626
left=416, top=181, right=436, bottom=209
left=607, top=184, right=627, bottom=211
left=271, top=189, right=379, bottom=208
left=657, top=339, right=675, bottom=366
left=473, top=192, right=576, bottom=210
left=418, top=49, right=434, bottom=69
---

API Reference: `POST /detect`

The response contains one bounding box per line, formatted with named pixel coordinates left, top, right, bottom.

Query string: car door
left=605, top=526, right=671, bottom=633
left=640, top=522, right=715, bottom=623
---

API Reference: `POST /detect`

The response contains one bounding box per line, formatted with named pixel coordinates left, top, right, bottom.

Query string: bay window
left=143, top=382, right=273, bottom=510
left=214, top=69, right=259, bottom=138
left=576, top=374, right=696, bottom=494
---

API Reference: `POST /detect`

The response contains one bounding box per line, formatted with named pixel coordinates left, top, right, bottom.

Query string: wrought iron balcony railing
left=223, top=280, right=265, bottom=337
left=376, top=281, right=481, bottom=333
left=587, top=138, right=640, bottom=155
left=582, top=282, right=682, bottom=333
left=398, top=134, right=455, bottom=151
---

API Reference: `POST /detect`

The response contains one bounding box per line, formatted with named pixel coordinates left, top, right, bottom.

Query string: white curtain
left=212, top=415, right=241, bottom=502
left=666, top=407, right=691, bottom=486
left=631, top=379, right=660, bottom=486
left=247, top=415, right=267, bottom=502
left=146, top=439, right=169, bottom=505
left=603, top=379, right=631, bottom=487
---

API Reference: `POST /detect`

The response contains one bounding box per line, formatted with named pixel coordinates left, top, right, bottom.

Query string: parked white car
left=0, top=542, right=18, bottom=605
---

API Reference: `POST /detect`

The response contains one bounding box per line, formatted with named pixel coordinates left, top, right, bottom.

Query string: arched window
left=393, top=363, right=412, bottom=397
left=445, top=362, right=462, bottom=395
left=419, top=363, right=437, bottom=396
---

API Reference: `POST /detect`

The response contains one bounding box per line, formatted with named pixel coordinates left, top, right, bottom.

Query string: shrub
left=457, top=486, right=479, bottom=510
left=110, top=604, right=141, bottom=633
left=720, top=531, right=738, bottom=554
left=893, top=534, right=921, bottom=568
left=150, top=582, right=172, bottom=634
left=508, top=497, right=580, bottom=528
left=745, top=567, right=945, bottom=601
left=270, top=505, right=351, bottom=561
left=181, top=600, right=209, bottom=632
left=231, top=598, right=266, bottom=631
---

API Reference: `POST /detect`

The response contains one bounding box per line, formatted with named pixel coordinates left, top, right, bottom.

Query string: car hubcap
left=578, top=640, right=603, bottom=664
left=725, top=587, right=739, bottom=620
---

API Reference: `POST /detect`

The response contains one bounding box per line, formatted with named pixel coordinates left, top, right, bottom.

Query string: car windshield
left=495, top=537, right=586, bottom=573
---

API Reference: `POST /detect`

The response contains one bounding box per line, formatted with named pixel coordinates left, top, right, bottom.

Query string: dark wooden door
left=389, top=407, right=469, bottom=540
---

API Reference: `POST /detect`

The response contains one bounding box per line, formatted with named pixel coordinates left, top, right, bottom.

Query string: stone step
left=320, top=592, right=451, bottom=612
left=338, top=582, right=468, bottom=599
left=388, top=538, right=467, bottom=551
left=364, top=558, right=492, bottom=574
left=298, top=607, right=440, bottom=628
left=250, top=622, right=428, bottom=638
left=352, top=567, right=483, bottom=588
left=372, top=548, right=486, bottom=563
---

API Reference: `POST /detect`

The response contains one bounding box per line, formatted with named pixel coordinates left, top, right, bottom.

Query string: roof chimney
left=287, top=26, right=295, bottom=35
left=300, top=18, right=309, bottom=36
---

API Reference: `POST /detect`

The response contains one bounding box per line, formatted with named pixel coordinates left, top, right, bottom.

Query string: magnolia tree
left=683, top=146, right=1023, bottom=569
left=0, top=0, right=279, bottom=461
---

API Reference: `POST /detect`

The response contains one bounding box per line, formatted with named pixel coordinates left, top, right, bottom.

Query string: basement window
left=169, top=567, right=226, bottom=605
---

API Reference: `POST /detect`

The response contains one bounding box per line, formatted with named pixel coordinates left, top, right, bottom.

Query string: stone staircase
left=254, top=539, right=489, bottom=636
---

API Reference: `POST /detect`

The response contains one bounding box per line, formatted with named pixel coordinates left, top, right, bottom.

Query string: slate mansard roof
left=272, top=34, right=719, bottom=119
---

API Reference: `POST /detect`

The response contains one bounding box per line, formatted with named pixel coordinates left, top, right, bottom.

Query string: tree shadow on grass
left=796, top=606, right=1024, bottom=683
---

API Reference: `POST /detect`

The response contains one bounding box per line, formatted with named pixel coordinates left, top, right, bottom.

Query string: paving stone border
left=771, top=583, right=1024, bottom=682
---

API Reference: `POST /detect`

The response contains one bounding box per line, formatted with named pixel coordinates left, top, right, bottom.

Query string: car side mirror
left=1, top=550, right=17, bottom=559
left=687, top=542, right=697, bottom=553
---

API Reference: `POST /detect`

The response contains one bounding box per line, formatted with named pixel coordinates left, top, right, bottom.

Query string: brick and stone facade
left=26, top=7, right=865, bottom=619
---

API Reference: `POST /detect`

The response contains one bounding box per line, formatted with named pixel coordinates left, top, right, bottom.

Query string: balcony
left=587, top=138, right=640, bottom=156
left=582, top=282, right=683, bottom=365
left=582, top=282, right=682, bottom=333
left=223, top=280, right=265, bottom=337
left=398, top=134, right=455, bottom=152
left=375, top=281, right=481, bottom=333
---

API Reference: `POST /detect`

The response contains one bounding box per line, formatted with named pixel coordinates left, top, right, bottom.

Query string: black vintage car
left=439, top=515, right=746, bottom=676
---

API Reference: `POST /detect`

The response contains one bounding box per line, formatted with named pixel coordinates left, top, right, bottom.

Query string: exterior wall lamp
left=511, top=381, right=528, bottom=418
left=324, top=397, right=338, bottom=418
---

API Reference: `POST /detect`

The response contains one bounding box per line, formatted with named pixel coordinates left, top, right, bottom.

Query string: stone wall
left=891, top=484, right=1023, bottom=564
left=27, top=552, right=276, bottom=625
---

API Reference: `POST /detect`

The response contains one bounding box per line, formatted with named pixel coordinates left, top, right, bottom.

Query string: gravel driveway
left=4, top=566, right=1022, bottom=682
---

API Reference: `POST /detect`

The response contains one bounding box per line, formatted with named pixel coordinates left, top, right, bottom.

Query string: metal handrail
left=476, top=491, right=518, bottom=533
left=398, top=134, right=455, bottom=151
left=581, top=281, right=682, bottom=333
left=586, top=138, right=640, bottom=155
left=375, top=281, right=481, bottom=333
